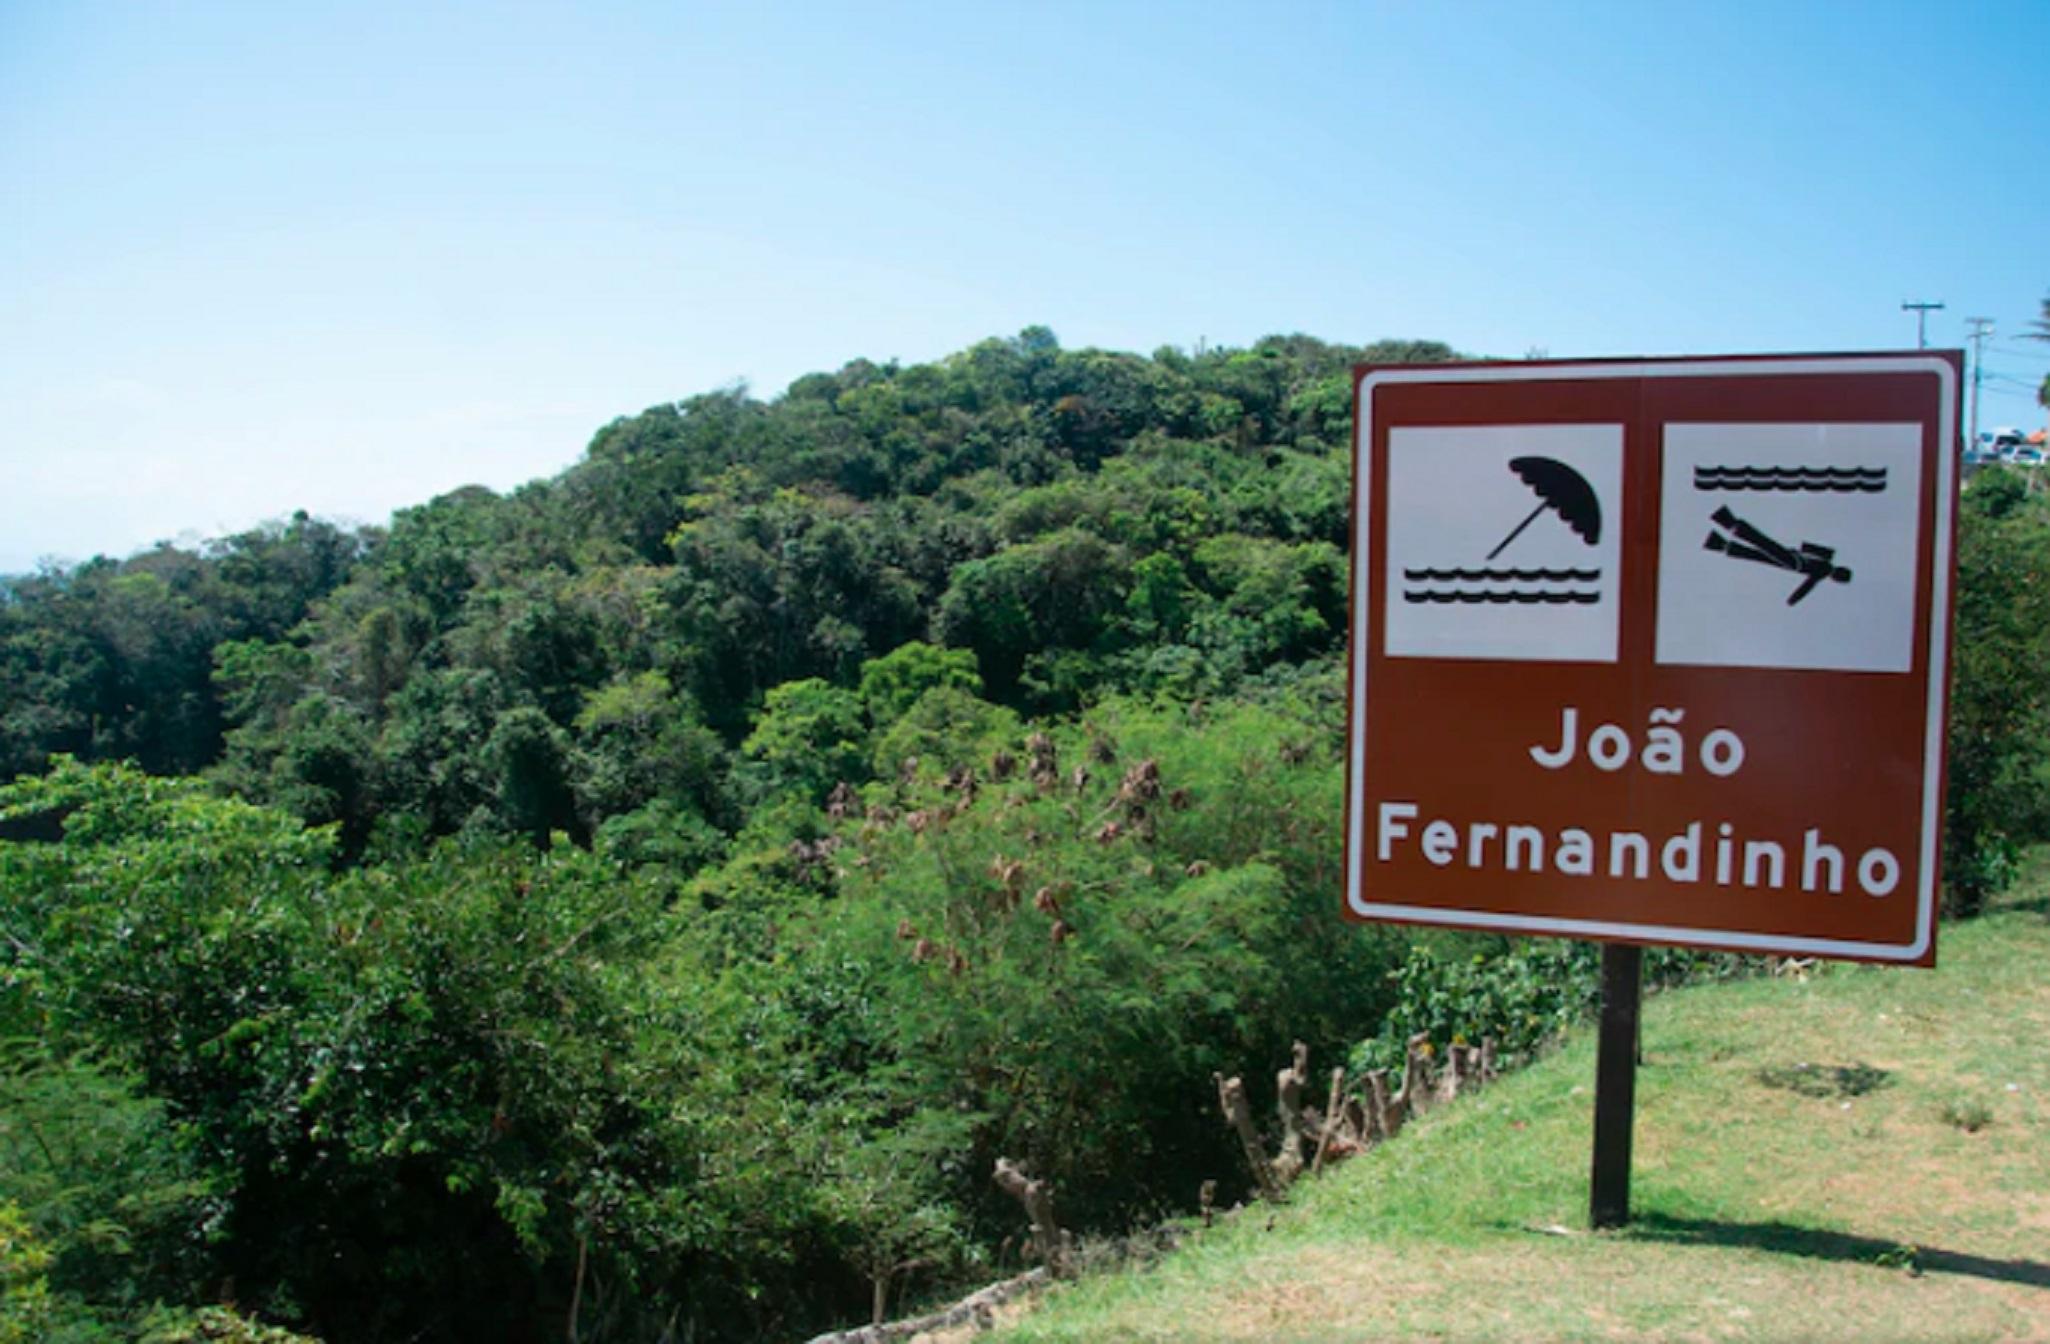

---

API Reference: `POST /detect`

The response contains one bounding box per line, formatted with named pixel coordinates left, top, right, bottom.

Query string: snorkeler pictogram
left=1703, top=506, right=1852, bottom=606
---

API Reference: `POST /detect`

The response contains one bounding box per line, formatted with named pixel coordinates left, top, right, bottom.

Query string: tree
left=272, top=692, right=377, bottom=847
left=663, top=482, right=924, bottom=732
left=570, top=670, right=727, bottom=830
left=373, top=668, right=510, bottom=835
left=935, top=528, right=1131, bottom=704
left=205, top=511, right=369, bottom=639
left=486, top=705, right=578, bottom=843
left=870, top=686, right=1019, bottom=781
left=377, top=486, right=499, bottom=624
left=857, top=641, right=982, bottom=724
left=741, top=678, right=869, bottom=805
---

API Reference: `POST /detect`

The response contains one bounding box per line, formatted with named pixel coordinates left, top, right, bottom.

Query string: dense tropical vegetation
left=3, top=329, right=2046, bottom=1341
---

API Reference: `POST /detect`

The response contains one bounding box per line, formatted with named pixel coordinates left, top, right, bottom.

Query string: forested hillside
left=1, top=329, right=1412, bottom=812
left=4, top=331, right=2046, bottom=1343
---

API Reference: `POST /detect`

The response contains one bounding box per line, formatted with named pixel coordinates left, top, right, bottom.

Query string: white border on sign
left=1346, top=355, right=1957, bottom=961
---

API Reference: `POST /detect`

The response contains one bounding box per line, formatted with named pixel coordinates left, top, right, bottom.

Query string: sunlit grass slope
left=991, top=884, right=2050, bottom=1343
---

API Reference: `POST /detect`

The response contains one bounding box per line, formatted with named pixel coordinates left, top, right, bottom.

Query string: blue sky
left=2, top=1, right=2044, bottom=572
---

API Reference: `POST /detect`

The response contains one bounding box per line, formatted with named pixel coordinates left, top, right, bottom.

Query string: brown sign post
left=1345, top=353, right=1960, bottom=1226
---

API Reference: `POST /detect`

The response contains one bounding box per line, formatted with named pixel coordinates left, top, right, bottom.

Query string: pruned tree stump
left=1210, top=1032, right=1502, bottom=1210
left=993, top=1157, right=1069, bottom=1278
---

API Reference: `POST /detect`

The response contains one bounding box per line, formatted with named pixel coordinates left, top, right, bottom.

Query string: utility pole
left=1964, top=317, right=1994, bottom=451
left=1902, top=300, right=1945, bottom=349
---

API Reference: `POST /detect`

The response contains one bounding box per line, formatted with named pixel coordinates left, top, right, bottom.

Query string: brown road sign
left=1345, top=353, right=1959, bottom=965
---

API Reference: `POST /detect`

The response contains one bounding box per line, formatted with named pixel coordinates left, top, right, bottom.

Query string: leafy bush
left=0, top=760, right=863, bottom=1341
left=136, top=1307, right=323, bottom=1344
left=0, top=1201, right=54, bottom=1344
left=759, top=691, right=1403, bottom=1230
left=1945, top=469, right=2050, bottom=911
left=1349, top=939, right=1604, bottom=1075
left=0, top=1045, right=214, bottom=1331
left=1350, top=937, right=1758, bottom=1077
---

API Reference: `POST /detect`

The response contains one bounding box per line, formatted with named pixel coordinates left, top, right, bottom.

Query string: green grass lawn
left=982, top=886, right=2050, bottom=1343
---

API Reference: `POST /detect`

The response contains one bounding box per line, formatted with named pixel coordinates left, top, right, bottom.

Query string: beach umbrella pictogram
left=1485, top=456, right=1601, bottom=560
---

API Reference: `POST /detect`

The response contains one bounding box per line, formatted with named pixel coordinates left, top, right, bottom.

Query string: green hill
left=989, top=884, right=2050, bottom=1343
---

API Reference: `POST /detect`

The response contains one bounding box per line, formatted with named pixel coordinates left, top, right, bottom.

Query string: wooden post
left=1589, top=942, right=1642, bottom=1229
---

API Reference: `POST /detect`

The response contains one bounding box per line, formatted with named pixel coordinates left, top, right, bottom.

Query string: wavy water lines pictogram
left=1694, top=465, right=1888, bottom=493
left=1401, top=588, right=1601, bottom=605
left=1402, top=566, right=1601, bottom=583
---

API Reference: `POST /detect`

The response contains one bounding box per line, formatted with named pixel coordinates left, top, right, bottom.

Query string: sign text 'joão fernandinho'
left=1345, top=354, right=1958, bottom=964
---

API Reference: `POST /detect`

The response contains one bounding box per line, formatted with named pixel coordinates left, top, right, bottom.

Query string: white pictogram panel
left=1384, top=424, right=1623, bottom=663
left=1656, top=423, right=1923, bottom=672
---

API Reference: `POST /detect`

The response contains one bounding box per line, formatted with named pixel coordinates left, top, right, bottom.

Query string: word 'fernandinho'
left=1373, top=803, right=1901, bottom=898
